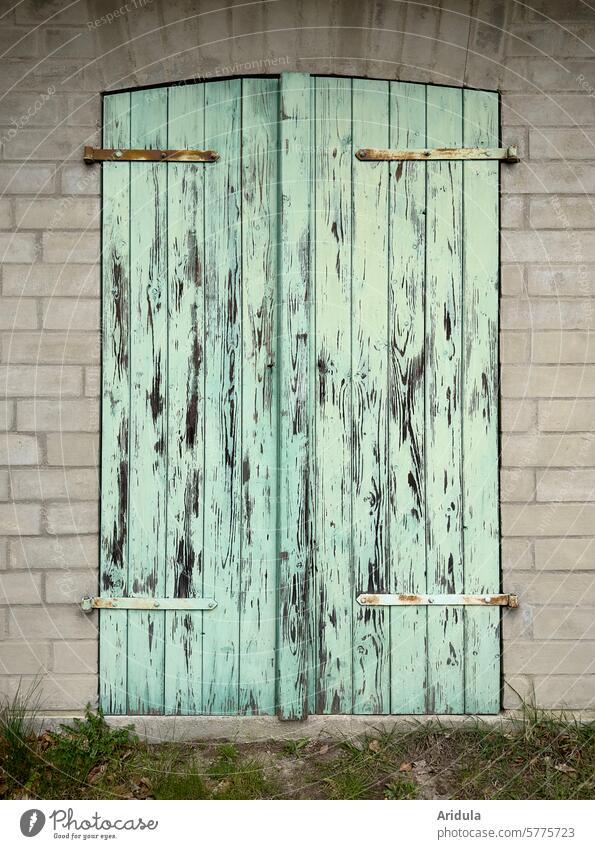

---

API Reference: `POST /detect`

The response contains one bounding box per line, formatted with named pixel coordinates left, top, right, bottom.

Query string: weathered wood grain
left=351, top=79, right=390, bottom=714
left=462, top=89, right=500, bottom=714
left=100, top=92, right=131, bottom=715
left=164, top=83, right=205, bottom=715
left=313, top=77, right=353, bottom=715
left=202, top=79, right=242, bottom=715
left=425, top=86, right=465, bottom=714
left=127, top=88, right=168, bottom=714
left=239, top=77, right=278, bottom=714
left=277, top=72, right=312, bottom=720
left=388, top=82, right=428, bottom=714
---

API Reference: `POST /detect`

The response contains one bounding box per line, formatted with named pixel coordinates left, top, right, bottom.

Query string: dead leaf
left=87, top=764, right=107, bottom=785
left=132, top=777, right=152, bottom=799
left=318, top=744, right=329, bottom=755
left=399, top=762, right=413, bottom=772
left=554, top=763, right=577, bottom=775
left=368, top=739, right=381, bottom=753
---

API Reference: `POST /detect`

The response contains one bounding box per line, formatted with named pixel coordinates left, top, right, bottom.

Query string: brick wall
left=0, top=0, right=593, bottom=715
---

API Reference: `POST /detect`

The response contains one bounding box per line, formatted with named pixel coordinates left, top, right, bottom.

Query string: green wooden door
left=100, top=73, right=500, bottom=716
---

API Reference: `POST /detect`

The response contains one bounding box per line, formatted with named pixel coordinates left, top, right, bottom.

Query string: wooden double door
left=100, top=73, right=500, bottom=716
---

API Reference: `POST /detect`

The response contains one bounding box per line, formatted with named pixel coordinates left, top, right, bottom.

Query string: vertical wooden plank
left=313, top=77, right=353, bottom=715
left=463, top=89, right=500, bottom=714
left=164, top=84, right=205, bottom=715
left=239, top=77, right=278, bottom=714
left=425, top=86, right=464, bottom=714
left=100, top=92, right=130, bottom=714
left=127, top=87, right=168, bottom=714
left=388, top=82, right=427, bottom=714
left=277, top=72, right=311, bottom=719
left=351, top=79, right=390, bottom=714
left=202, top=79, right=242, bottom=715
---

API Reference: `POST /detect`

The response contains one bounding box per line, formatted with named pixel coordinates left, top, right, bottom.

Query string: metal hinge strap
left=83, top=146, right=219, bottom=163
left=357, top=593, right=518, bottom=608
left=356, top=145, right=519, bottom=163
left=80, top=596, right=217, bottom=612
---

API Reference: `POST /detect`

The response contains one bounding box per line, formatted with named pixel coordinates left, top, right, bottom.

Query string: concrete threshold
left=32, top=710, right=595, bottom=742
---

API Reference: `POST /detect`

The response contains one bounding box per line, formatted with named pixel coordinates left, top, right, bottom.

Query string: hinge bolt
left=114, top=149, right=123, bottom=158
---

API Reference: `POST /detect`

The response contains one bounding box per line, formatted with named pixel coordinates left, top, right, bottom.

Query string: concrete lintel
left=31, top=710, right=595, bottom=743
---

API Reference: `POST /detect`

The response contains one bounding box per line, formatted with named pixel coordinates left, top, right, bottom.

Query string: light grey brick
left=0, top=164, right=56, bottom=195
left=85, top=367, right=100, bottom=397
left=501, top=298, right=595, bottom=330
left=0, top=471, right=8, bottom=501
left=0, top=400, right=15, bottom=430
left=0, top=233, right=38, bottom=263
left=539, top=399, right=595, bottom=431
left=42, top=298, right=99, bottom=330
left=502, top=231, right=595, bottom=264
left=0, top=92, right=59, bottom=128
left=501, top=330, right=529, bottom=363
left=0, top=642, right=50, bottom=674
left=505, top=24, right=595, bottom=58
left=0, top=365, right=82, bottom=396
left=46, top=433, right=98, bottom=466
left=60, top=163, right=100, bottom=195
left=2, top=128, right=97, bottom=161
left=530, top=197, right=595, bottom=230
left=0, top=571, right=42, bottom=604
left=0, top=27, right=40, bottom=58
left=502, top=365, right=595, bottom=397
left=16, top=198, right=99, bottom=230
left=9, top=535, right=98, bottom=570
left=45, top=570, right=97, bottom=604
left=502, top=538, right=534, bottom=571
left=42, top=231, right=99, bottom=263
left=533, top=675, right=595, bottom=709
left=503, top=503, right=595, bottom=537
left=2, top=332, right=100, bottom=365
left=534, top=608, right=595, bottom=640
left=530, top=128, right=595, bottom=161
left=503, top=640, right=595, bottom=675
left=501, top=469, right=535, bottom=502
left=0, top=297, right=37, bottom=330
left=503, top=94, right=595, bottom=127
left=528, top=265, right=595, bottom=297
left=7, top=606, right=97, bottom=640
left=501, top=264, right=526, bottom=297
left=0, top=674, right=98, bottom=710
left=66, top=94, right=101, bottom=128
left=538, top=469, right=595, bottom=502
left=3, top=264, right=99, bottom=297
left=502, top=675, right=533, bottom=710
left=0, top=434, right=40, bottom=465
left=0, top=503, right=41, bottom=535
left=11, top=468, right=98, bottom=501
left=0, top=199, right=13, bottom=229
left=532, top=331, right=595, bottom=364
left=503, top=162, right=595, bottom=195
left=17, top=399, right=99, bottom=431
left=501, top=195, right=525, bottom=229
left=45, top=27, right=98, bottom=59
left=52, top=640, right=97, bottom=673
left=501, top=400, right=536, bottom=433
left=46, top=502, right=98, bottom=535
left=535, top=538, right=595, bottom=571
left=514, top=572, right=595, bottom=606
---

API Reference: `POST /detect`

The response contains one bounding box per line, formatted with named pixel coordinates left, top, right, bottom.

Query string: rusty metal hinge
left=357, top=593, right=519, bottom=608
left=356, top=145, right=519, bottom=163
left=83, top=146, right=220, bottom=164
left=80, top=596, right=217, bottom=612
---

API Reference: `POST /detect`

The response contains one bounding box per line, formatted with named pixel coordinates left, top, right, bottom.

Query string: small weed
left=384, top=777, right=418, bottom=799
left=282, top=738, right=309, bottom=757
left=0, top=679, right=42, bottom=795
left=153, top=769, right=208, bottom=800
